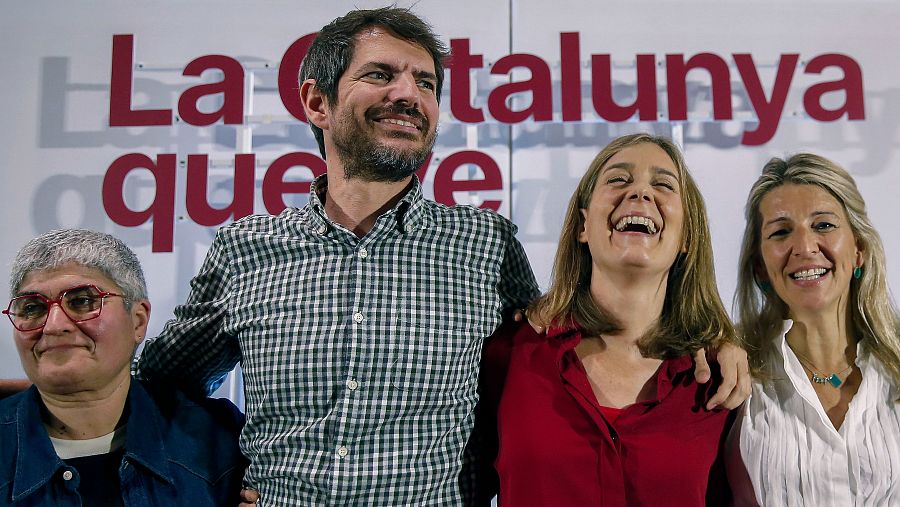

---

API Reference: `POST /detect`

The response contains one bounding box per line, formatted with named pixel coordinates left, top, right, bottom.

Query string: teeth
left=792, top=268, right=827, bottom=280
left=614, top=216, right=658, bottom=234
left=382, top=118, right=416, bottom=128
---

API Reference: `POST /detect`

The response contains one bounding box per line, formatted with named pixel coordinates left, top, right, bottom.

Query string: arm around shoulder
left=496, top=218, right=540, bottom=316
left=136, top=231, right=242, bottom=397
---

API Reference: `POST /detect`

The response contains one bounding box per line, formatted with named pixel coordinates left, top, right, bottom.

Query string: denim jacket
left=0, top=379, right=246, bottom=506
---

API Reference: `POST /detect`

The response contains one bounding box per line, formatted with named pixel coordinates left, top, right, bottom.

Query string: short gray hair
left=10, top=229, right=147, bottom=307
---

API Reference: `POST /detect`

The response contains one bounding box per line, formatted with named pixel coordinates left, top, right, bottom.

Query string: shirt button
left=347, top=379, right=359, bottom=390
left=337, top=446, right=349, bottom=457
left=405, top=223, right=415, bottom=232
left=62, top=470, right=73, bottom=481
left=316, top=224, right=327, bottom=235
left=353, top=312, right=364, bottom=323
left=357, top=248, right=368, bottom=259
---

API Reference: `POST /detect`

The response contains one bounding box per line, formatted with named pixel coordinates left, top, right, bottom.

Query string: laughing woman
left=477, top=134, right=737, bottom=506
left=727, top=154, right=900, bottom=505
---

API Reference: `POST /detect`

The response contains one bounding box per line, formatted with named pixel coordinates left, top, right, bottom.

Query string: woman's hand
left=693, top=343, right=751, bottom=410
left=513, top=308, right=546, bottom=334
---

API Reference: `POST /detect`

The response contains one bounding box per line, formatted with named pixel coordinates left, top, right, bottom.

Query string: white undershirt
left=49, top=426, right=126, bottom=459
left=726, top=320, right=900, bottom=506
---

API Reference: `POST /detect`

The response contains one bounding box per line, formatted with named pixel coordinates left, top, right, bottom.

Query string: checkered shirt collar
left=307, top=174, right=431, bottom=234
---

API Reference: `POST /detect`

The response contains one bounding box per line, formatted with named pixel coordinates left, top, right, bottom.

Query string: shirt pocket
left=389, top=291, right=493, bottom=394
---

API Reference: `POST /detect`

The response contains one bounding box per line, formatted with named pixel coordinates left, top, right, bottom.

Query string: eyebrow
left=654, top=167, right=679, bottom=180
left=601, top=162, right=680, bottom=180
left=601, top=162, right=633, bottom=173
left=413, top=68, right=437, bottom=83
left=763, top=210, right=839, bottom=227
left=13, top=290, right=39, bottom=297
left=763, top=216, right=789, bottom=227
left=360, top=62, right=437, bottom=83
left=13, top=289, right=50, bottom=299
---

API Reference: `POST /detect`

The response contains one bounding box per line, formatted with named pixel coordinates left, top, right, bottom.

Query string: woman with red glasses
left=0, top=229, right=247, bottom=506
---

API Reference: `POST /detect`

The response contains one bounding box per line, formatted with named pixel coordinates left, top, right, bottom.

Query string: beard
left=331, top=103, right=437, bottom=183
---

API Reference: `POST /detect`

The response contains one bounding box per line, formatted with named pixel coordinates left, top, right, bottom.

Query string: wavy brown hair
left=531, top=133, right=736, bottom=358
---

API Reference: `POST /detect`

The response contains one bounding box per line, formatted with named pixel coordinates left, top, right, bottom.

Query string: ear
left=855, top=241, right=865, bottom=268
left=300, top=79, right=330, bottom=130
left=577, top=209, right=589, bottom=243
left=131, top=300, right=151, bottom=346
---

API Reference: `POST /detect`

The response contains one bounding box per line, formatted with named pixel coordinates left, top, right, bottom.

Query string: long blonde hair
left=531, top=133, right=736, bottom=358
left=736, top=153, right=900, bottom=385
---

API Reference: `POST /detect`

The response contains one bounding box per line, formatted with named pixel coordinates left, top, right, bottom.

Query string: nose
left=627, top=183, right=653, bottom=202
left=386, top=72, right=420, bottom=108
left=42, top=302, right=76, bottom=334
left=791, top=228, right=819, bottom=256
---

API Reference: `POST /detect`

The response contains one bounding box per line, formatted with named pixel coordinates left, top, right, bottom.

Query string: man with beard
left=136, top=7, right=539, bottom=505
left=137, top=6, right=750, bottom=505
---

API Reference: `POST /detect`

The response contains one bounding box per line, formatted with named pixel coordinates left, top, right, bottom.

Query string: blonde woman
left=727, top=154, right=900, bottom=505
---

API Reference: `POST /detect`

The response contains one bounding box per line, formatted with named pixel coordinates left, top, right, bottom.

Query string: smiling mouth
left=369, top=103, right=427, bottom=133
left=790, top=267, right=829, bottom=280
left=614, top=215, right=658, bottom=235
left=378, top=117, right=420, bottom=130
left=38, top=344, right=78, bottom=353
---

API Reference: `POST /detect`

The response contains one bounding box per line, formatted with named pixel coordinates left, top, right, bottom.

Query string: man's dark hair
left=300, top=6, right=450, bottom=158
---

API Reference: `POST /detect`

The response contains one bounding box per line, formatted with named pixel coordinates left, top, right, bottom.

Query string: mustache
left=367, top=104, right=429, bottom=130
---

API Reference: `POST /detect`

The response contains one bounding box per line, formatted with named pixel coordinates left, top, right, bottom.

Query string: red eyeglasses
left=3, top=284, right=125, bottom=332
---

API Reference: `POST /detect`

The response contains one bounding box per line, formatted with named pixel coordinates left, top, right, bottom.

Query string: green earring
left=853, top=266, right=863, bottom=280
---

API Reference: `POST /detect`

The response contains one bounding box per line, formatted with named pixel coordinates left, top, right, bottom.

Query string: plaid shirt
left=136, top=176, right=539, bottom=505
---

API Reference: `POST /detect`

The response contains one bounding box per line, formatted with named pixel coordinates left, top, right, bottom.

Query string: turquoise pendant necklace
left=792, top=349, right=854, bottom=388
left=810, top=369, right=852, bottom=388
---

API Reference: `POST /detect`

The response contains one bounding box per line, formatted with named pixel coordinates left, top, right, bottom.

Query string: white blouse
left=727, top=320, right=900, bottom=506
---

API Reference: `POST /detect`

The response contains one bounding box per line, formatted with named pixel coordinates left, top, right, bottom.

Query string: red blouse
left=475, top=322, right=734, bottom=506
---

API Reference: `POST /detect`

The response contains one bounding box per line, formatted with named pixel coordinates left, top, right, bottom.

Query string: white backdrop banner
left=2, top=0, right=898, bottom=379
